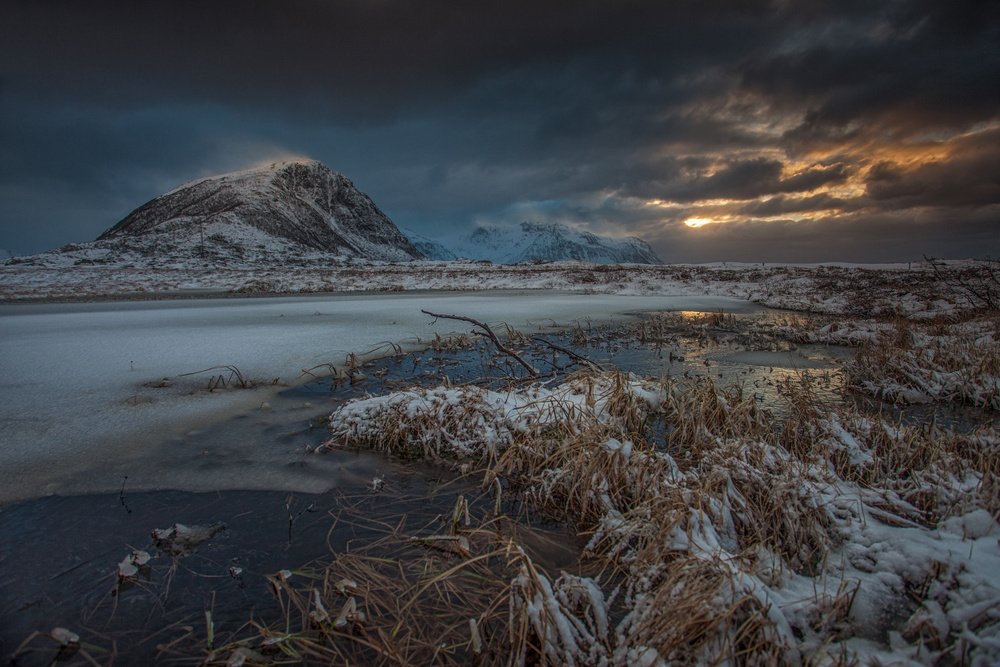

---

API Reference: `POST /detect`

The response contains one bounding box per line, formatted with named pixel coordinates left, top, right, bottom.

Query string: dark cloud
left=0, top=0, right=997, bottom=259
left=620, top=158, right=851, bottom=203
left=864, top=129, right=1000, bottom=208
left=734, top=193, right=850, bottom=217
left=0, top=1, right=782, bottom=119
left=741, top=0, right=1000, bottom=143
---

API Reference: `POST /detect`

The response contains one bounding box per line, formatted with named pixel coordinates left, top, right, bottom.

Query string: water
left=1, top=290, right=754, bottom=503
left=2, top=307, right=996, bottom=664
left=579, top=309, right=852, bottom=417
left=0, top=477, right=492, bottom=665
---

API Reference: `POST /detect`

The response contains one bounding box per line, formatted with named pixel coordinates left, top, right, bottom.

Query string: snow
left=0, top=291, right=754, bottom=503
left=426, top=221, right=663, bottom=264
left=325, top=369, right=1000, bottom=664
left=400, top=227, right=458, bottom=261
left=91, top=159, right=423, bottom=262
left=0, top=258, right=963, bottom=336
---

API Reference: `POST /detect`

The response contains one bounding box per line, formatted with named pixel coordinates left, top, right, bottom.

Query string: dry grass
left=123, top=348, right=998, bottom=667
left=778, top=311, right=1000, bottom=410
left=179, top=493, right=613, bottom=667
left=614, top=554, right=784, bottom=666
left=242, top=523, right=517, bottom=665
left=311, top=362, right=1000, bottom=665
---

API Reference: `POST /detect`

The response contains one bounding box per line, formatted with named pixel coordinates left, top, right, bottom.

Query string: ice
left=0, top=291, right=755, bottom=502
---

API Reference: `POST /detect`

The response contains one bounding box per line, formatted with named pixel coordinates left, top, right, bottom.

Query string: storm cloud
left=1, top=0, right=997, bottom=260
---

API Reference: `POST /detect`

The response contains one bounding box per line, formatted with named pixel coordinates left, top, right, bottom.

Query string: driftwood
left=421, top=310, right=538, bottom=376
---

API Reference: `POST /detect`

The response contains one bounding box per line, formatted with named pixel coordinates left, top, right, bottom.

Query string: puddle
left=724, top=349, right=842, bottom=369
left=570, top=309, right=851, bottom=416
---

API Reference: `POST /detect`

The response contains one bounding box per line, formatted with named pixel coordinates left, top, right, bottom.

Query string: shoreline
left=0, top=286, right=494, bottom=306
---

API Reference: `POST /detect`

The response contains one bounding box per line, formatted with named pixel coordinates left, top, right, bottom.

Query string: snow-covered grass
left=780, top=313, right=1000, bottom=410
left=308, top=369, right=1000, bottom=665
left=0, top=258, right=957, bottom=317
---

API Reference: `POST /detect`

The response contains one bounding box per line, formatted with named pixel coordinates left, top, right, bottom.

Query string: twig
left=119, top=475, right=132, bottom=514
left=286, top=494, right=317, bottom=544
left=178, top=364, right=250, bottom=388
left=421, top=310, right=538, bottom=376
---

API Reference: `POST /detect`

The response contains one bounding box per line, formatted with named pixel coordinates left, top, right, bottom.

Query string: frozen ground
left=0, top=258, right=952, bottom=320
left=0, top=290, right=758, bottom=503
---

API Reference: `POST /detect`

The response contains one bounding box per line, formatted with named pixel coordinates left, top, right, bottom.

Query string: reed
left=171, top=355, right=1000, bottom=665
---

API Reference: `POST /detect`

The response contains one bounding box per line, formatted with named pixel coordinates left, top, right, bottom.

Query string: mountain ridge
left=410, top=221, right=662, bottom=265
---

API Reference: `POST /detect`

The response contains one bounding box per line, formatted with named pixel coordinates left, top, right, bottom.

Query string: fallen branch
left=532, top=336, right=605, bottom=371
left=421, top=310, right=538, bottom=376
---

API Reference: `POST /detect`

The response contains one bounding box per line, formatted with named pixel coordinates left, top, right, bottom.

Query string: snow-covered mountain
left=92, top=159, right=423, bottom=263
left=410, top=221, right=662, bottom=265
left=9, top=161, right=422, bottom=268
left=401, top=228, right=458, bottom=261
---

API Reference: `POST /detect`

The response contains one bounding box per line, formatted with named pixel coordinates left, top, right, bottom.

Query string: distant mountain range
left=4, top=161, right=662, bottom=267
left=405, top=221, right=662, bottom=265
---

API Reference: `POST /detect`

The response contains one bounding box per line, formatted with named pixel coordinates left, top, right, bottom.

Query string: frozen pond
left=0, top=291, right=762, bottom=503
left=4, top=295, right=998, bottom=667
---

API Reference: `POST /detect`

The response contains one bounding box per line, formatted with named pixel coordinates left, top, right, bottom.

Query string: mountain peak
left=98, top=160, right=423, bottom=262
left=246, top=157, right=327, bottom=177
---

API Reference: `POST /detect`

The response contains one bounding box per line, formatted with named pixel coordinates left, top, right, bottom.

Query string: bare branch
left=924, top=255, right=1000, bottom=311
left=421, top=310, right=538, bottom=376
left=532, top=336, right=605, bottom=371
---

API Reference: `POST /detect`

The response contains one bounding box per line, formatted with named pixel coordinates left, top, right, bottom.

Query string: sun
left=684, top=217, right=713, bottom=228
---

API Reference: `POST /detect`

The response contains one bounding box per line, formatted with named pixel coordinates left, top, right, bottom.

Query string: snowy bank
left=318, top=371, right=1000, bottom=665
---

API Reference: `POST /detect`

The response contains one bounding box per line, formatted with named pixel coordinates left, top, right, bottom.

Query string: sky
left=1, top=0, right=998, bottom=263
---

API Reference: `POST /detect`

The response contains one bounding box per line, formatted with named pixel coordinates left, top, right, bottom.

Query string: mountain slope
left=425, top=221, right=662, bottom=264
left=97, top=159, right=423, bottom=262
left=401, top=227, right=458, bottom=261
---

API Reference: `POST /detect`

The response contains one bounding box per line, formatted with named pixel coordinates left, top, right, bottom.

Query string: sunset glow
left=684, top=218, right=713, bottom=228
left=0, top=1, right=996, bottom=263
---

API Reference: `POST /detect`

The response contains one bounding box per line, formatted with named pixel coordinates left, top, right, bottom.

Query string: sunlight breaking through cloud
left=684, top=217, right=714, bottom=228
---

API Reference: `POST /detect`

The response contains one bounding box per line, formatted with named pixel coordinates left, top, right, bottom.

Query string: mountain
left=410, top=221, right=662, bottom=264
left=96, top=159, right=423, bottom=262
left=401, top=228, right=458, bottom=261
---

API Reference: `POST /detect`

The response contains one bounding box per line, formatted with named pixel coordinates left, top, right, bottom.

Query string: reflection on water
left=565, top=309, right=851, bottom=419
